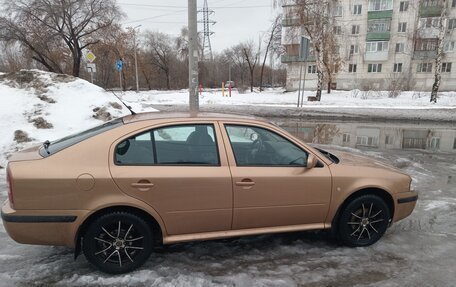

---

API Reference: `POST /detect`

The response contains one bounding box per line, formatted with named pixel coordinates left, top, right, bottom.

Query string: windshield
left=39, top=118, right=123, bottom=157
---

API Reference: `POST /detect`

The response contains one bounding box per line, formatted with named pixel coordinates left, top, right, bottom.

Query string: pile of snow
left=0, top=70, right=133, bottom=168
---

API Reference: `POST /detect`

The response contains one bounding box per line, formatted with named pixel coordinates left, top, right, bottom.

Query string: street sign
left=116, top=59, right=123, bottom=71
left=85, top=51, right=96, bottom=63
left=300, top=36, right=310, bottom=61
left=86, top=63, right=97, bottom=73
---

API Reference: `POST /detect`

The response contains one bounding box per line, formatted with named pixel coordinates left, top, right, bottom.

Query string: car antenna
left=110, top=90, right=136, bottom=115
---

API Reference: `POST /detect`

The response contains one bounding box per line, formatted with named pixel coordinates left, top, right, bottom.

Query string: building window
left=368, top=0, right=393, bottom=11
left=449, top=19, right=456, bottom=30
left=343, top=134, right=351, bottom=143
left=429, top=137, right=440, bottom=150
left=357, top=136, right=379, bottom=147
left=417, top=63, right=433, bottom=73
left=366, top=41, right=389, bottom=53
left=308, top=65, right=317, bottom=74
left=444, top=41, right=456, bottom=52
left=453, top=0, right=456, bottom=7
left=368, top=20, right=391, bottom=32
left=349, top=64, right=358, bottom=73
left=396, top=43, right=405, bottom=53
left=422, top=0, right=442, bottom=7
left=453, top=138, right=456, bottom=149
left=415, top=39, right=438, bottom=51
left=334, top=26, right=342, bottom=35
left=350, top=44, right=360, bottom=55
left=441, top=62, right=452, bottom=73
left=394, top=63, right=403, bottom=73
left=385, top=135, right=393, bottom=145
left=353, top=4, right=362, bottom=15
left=334, top=5, right=343, bottom=17
left=352, top=25, right=360, bottom=35
left=400, top=1, right=409, bottom=11
left=368, top=63, right=383, bottom=73
left=398, top=22, right=407, bottom=32
left=420, top=17, right=440, bottom=28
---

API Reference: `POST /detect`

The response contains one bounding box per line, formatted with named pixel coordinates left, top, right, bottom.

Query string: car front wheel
left=338, top=194, right=390, bottom=247
left=83, top=212, right=153, bottom=274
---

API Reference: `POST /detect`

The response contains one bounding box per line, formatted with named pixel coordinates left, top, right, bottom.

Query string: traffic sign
left=86, top=63, right=97, bottom=73
left=116, top=59, right=123, bottom=71
left=85, top=51, right=96, bottom=63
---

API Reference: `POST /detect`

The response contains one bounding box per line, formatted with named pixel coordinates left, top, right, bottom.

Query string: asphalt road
left=0, top=147, right=455, bottom=287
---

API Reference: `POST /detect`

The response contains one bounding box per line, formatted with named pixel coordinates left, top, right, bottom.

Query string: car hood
left=325, top=149, right=407, bottom=175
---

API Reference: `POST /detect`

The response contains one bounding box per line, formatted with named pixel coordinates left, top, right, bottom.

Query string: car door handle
left=131, top=182, right=155, bottom=190
left=235, top=180, right=256, bottom=187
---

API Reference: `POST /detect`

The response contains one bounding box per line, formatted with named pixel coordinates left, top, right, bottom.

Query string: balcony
left=281, top=54, right=316, bottom=63
left=413, top=50, right=438, bottom=60
left=366, top=31, right=391, bottom=41
left=364, top=51, right=389, bottom=61
left=368, top=10, right=393, bottom=20
left=420, top=5, right=443, bottom=17
left=282, top=18, right=300, bottom=27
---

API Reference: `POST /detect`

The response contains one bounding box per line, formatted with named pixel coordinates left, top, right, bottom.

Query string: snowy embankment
left=122, top=88, right=456, bottom=122
left=122, top=88, right=456, bottom=109
left=0, top=70, right=137, bottom=169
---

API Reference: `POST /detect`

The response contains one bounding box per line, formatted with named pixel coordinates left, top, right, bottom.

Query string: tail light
left=6, top=165, right=14, bottom=207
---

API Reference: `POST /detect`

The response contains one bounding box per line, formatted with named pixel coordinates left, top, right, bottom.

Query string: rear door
left=220, top=122, right=332, bottom=230
left=109, top=121, right=233, bottom=236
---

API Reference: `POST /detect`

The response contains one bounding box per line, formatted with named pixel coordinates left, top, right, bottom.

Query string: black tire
left=338, top=195, right=390, bottom=247
left=83, top=212, right=153, bottom=274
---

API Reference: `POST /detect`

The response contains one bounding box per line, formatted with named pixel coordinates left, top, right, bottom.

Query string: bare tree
left=430, top=0, right=448, bottom=103
left=276, top=0, right=337, bottom=101
left=144, top=31, right=176, bottom=90
left=223, top=44, right=248, bottom=88
left=242, top=41, right=260, bottom=92
left=259, top=15, right=282, bottom=91
left=0, top=0, right=122, bottom=77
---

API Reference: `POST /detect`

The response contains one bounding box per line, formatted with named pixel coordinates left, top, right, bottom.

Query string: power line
left=118, top=3, right=271, bottom=9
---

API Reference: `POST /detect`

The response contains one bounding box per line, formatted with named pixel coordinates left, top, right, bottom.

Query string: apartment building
left=281, top=0, right=456, bottom=91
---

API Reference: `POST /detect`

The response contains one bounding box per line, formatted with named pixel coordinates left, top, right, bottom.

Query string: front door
left=109, top=122, right=233, bottom=235
left=221, top=123, right=332, bottom=230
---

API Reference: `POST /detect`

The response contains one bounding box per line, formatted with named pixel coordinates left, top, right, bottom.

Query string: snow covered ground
left=121, top=88, right=456, bottom=109
left=0, top=70, right=134, bottom=168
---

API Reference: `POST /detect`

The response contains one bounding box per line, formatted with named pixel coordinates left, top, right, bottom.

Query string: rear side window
left=115, top=124, right=220, bottom=166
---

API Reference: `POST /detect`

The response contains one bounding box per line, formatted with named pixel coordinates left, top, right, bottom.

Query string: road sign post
left=116, top=59, right=123, bottom=90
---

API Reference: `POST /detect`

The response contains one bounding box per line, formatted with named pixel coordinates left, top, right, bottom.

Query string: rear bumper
left=1, top=200, right=85, bottom=248
left=393, top=191, right=418, bottom=223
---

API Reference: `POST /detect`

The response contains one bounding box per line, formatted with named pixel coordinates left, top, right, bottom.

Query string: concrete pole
left=188, top=0, right=199, bottom=113
left=133, top=25, right=142, bottom=93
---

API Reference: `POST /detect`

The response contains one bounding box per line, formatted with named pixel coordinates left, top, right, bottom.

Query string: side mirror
left=306, top=154, right=318, bottom=169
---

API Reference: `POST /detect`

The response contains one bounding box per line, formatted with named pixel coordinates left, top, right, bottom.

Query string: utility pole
left=133, top=25, right=142, bottom=93
left=189, top=0, right=199, bottom=113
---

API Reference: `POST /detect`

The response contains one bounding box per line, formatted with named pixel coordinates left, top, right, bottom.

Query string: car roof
left=122, top=112, right=265, bottom=124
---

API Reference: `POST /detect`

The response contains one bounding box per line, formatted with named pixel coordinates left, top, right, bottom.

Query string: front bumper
left=393, top=191, right=418, bottom=223
left=1, top=200, right=85, bottom=248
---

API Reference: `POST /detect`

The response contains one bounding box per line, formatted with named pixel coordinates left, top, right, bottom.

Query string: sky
left=118, top=0, right=279, bottom=52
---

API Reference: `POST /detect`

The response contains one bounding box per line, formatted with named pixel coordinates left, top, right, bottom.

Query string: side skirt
left=163, top=223, right=326, bottom=244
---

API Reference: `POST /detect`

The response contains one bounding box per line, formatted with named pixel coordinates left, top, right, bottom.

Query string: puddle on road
left=272, top=118, right=456, bottom=154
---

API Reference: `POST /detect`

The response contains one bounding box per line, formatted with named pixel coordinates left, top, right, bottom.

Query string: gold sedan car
left=2, top=113, right=417, bottom=274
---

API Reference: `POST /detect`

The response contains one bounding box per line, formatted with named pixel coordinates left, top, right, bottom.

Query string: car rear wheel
left=338, top=195, right=390, bottom=247
left=83, top=212, right=153, bottom=274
